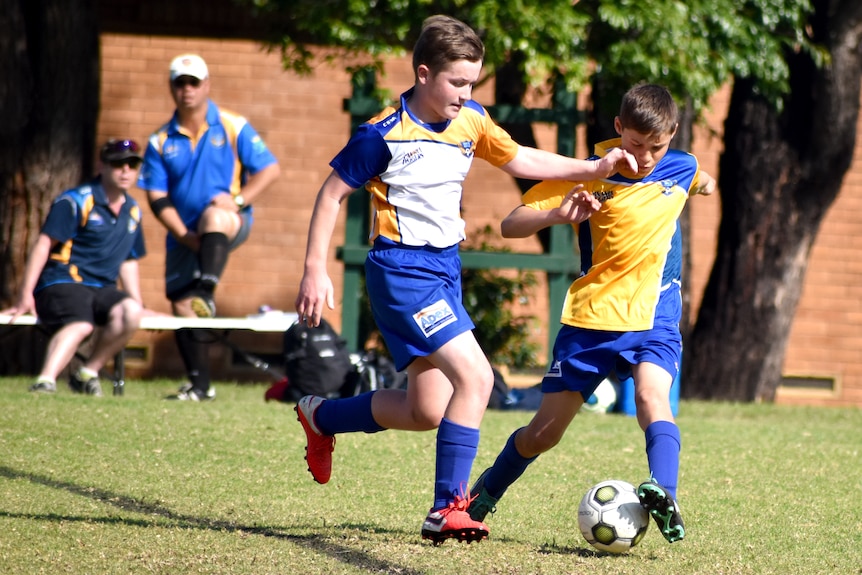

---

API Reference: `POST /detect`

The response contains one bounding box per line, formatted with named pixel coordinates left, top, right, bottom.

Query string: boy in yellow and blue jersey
left=293, top=15, right=637, bottom=545
left=468, top=83, right=716, bottom=544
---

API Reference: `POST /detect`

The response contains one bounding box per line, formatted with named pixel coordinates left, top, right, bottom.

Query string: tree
left=684, top=0, right=862, bottom=401
left=0, top=0, right=100, bottom=304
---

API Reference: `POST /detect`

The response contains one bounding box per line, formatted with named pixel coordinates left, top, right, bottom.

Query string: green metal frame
left=337, top=70, right=583, bottom=357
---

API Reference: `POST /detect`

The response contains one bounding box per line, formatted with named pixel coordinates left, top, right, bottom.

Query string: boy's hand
left=555, top=185, right=601, bottom=225
left=595, top=148, right=638, bottom=177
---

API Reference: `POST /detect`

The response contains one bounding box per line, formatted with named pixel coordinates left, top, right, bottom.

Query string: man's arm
left=117, top=259, right=143, bottom=304
left=1, top=234, right=54, bottom=320
left=146, top=190, right=200, bottom=252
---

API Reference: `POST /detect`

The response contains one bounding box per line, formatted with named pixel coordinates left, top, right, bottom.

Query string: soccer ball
left=580, top=377, right=618, bottom=414
left=578, top=479, right=649, bottom=553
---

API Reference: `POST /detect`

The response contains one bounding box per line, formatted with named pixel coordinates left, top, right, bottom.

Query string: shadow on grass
left=0, top=464, right=426, bottom=574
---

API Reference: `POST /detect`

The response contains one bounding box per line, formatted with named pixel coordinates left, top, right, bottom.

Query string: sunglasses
left=109, top=158, right=143, bottom=169
left=172, top=76, right=202, bottom=89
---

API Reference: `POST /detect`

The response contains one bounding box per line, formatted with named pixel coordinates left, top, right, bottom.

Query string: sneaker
left=295, top=395, right=335, bottom=484
left=637, top=479, right=685, bottom=543
left=468, top=468, right=499, bottom=522
left=421, top=494, right=490, bottom=545
left=189, top=295, right=216, bottom=318
left=171, top=386, right=215, bottom=401
left=177, top=382, right=216, bottom=400
left=69, top=373, right=103, bottom=397
left=29, top=381, right=56, bottom=393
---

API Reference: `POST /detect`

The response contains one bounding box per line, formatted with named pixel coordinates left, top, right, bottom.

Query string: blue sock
left=433, top=418, right=480, bottom=511
left=314, top=392, right=385, bottom=436
left=644, top=420, right=681, bottom=498
left=483, top=428, right=537, bottom=500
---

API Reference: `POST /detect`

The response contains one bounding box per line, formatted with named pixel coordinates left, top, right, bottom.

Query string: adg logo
left=413, top=299, right=457, bottom=337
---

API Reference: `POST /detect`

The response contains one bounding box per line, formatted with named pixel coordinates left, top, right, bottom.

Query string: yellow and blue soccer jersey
left=523, top=138, right=703, bottom=331
left=36, top=178, right=146, bottom=291
left=138, top=100, right=277, bottom=250
left=331, top=88, right=519, bottom=248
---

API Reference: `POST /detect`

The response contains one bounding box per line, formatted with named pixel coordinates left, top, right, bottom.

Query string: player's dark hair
left=618, top=84, right=679, bottom=136
left=412, top=15, right=484, bottom=76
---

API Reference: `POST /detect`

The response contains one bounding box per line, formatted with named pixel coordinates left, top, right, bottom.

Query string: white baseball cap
left=169, top=54, right=209, bottom=81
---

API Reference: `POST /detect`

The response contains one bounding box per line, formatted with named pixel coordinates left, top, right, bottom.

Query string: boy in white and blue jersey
left=467, top=84, right=716, bottom=544
left=294, top=15, right=637, bottom=545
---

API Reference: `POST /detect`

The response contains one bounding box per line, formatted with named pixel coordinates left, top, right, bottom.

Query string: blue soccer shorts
left=364, top=237, right=475, bottom=372
left=541, top=281, right=683, bottom=399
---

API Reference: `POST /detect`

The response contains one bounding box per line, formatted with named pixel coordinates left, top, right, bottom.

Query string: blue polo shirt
left=36, top=177, right=146, bottom=292
left=138, top=100, right=277, bottom=250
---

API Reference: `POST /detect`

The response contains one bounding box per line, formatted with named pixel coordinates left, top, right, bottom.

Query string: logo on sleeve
left=413, top=299, right=457, bottom=337
left=545, top=360, right=563, bottom=378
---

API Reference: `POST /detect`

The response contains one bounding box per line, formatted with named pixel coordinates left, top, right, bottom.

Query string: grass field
left=1, top=377, right=860, bottom=574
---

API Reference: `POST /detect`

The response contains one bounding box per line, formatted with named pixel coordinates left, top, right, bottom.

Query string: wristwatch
left=234, top=193, right=246, bottom=208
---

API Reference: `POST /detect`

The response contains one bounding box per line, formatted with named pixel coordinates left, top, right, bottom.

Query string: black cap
left=100, top=139, right=143, bottom=162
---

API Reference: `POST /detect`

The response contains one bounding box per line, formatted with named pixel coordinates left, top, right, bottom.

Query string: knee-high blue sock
left=314, top=391, right=385, bottom=436
left=483, top=428, right=537, bottom=500
left=645, top=420, right=681, bottom=498
left=433, top=418, right=480, bottom=511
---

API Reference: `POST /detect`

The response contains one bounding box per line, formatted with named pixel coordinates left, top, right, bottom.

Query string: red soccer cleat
left=295, top=395, right=335, bottom=484
left=421, top=494, right=490, bottom=545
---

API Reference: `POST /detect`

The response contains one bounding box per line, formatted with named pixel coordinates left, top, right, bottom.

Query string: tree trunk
left=0, top=0, right=99, bottom=305
left=684, top=0, right=862, bottom=401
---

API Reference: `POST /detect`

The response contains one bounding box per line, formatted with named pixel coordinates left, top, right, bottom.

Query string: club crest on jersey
left=210, top=134, right=226, bottom=148
left=413, top=299, right=457, bottom=337
left=458, top=140, right=475, bottom=158
left=659, top=179, right=679, bottom=196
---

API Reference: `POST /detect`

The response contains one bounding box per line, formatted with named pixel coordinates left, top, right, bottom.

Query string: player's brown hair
left=618, top=84, right=679, bottom=136
left=412, top=15, right=484, bottom=75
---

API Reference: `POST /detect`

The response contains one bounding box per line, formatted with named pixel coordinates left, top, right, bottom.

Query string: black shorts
left=34, top=284, right=130, bottom=333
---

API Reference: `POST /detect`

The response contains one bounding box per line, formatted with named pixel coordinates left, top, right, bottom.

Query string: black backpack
left=282, top=319, right=354, bottom=401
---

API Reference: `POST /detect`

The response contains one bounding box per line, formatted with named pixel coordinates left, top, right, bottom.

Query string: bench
left=0, top=311, right=298, bottom=394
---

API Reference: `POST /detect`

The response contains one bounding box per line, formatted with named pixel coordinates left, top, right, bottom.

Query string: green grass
left=1, top=377, right=860, bottom=574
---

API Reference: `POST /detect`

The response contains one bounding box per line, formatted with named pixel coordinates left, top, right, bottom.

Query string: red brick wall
left=98, top=34, right=862, bottom=406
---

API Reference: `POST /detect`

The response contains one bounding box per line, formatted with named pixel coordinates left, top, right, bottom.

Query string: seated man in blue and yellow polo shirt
left=3, top=139, right=148, bottom=396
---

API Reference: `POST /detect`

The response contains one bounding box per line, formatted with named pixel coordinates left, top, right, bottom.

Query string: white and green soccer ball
left=580, top=377, right=618, bottom=414
left=578, top=479, right=649, bottom=554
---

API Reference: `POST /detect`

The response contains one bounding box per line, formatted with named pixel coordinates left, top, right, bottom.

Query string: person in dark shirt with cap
left=2, top=139, right=148, bottom=396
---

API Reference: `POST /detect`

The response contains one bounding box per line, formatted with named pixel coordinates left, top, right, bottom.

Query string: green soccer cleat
left=637, top=479, right=685, bottom=543
left=467, top=468, right=499, bottom=522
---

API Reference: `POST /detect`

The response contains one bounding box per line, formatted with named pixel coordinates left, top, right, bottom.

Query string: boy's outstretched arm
left=501, top=145, right=637, bottom=181
left=501, top=185, right=600, bottom=238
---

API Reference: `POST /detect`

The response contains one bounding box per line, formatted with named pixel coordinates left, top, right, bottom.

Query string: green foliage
left=461, top=226, right=541, bottom=369
left=237, top=0, right=820, bottom=114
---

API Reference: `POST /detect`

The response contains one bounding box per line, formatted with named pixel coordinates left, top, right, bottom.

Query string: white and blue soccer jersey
left=138, top=100, right=277, bottom=250
left=36, top=178, right=146, bottom=291
left=331, top=88, right=520, bottom=248
left=523, top=138, right=703, bottom=332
